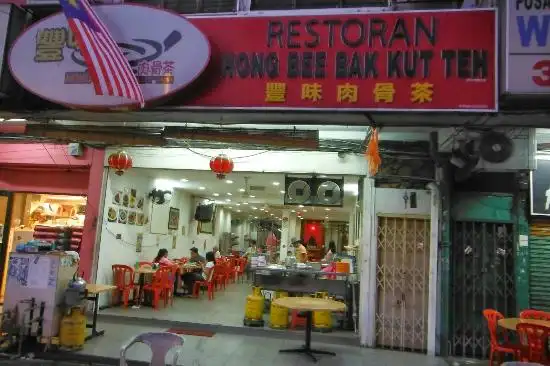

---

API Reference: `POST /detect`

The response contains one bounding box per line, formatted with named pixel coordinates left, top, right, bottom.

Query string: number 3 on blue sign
left=533, top=60, right=550, bottom=87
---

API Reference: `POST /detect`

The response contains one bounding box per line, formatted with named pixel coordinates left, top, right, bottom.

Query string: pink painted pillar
left=79, top=148, right=105, bottom=281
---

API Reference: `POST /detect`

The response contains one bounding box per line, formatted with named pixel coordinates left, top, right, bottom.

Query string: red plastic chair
left=193, top=267, right=216, bottom=300
left=112, top=265, right=137, bottom=308
left=516, top=322, right=550, bottom=364
left=143, top=266, right=172, bottom=309
left=483, top=309, right=520, bottom=365
left=224, top=261, right=233, bottom=285
left=214, top=264, right=227, bottom=291
left=520, top=310, right=550, bottom=321
left=235, top=257, right=247, bottom=283
left=164, top=265, right=179, bottom=306
left=227, top=258, right=238, bottom=283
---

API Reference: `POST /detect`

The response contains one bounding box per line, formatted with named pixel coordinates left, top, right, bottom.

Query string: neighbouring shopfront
left=0, top=143, right=104, bottom=295
left=529, top=156, right=550, bottom=312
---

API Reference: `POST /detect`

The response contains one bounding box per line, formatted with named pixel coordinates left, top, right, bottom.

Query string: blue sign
left=506, top=1, right=550, bottom=93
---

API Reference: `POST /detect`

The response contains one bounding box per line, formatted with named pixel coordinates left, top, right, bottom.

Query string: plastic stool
left=290, top=310, right=307, bottom=329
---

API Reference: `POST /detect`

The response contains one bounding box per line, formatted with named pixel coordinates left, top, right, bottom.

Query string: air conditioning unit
left=283, top=175, right=344, bottom=207
left=438, top=127, right=533, bottom=181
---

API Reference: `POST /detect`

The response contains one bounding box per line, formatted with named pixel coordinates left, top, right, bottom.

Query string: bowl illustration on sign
left=8, top=4, right=210, bottom=110
left=107, top=207, right=117, bottom=222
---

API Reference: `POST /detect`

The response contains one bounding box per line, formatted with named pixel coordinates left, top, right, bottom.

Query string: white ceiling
left=137, top=168, right=359, bottom=222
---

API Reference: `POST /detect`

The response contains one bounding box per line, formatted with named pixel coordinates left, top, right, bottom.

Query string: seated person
left=153, top=248, right=174, bottom=266
left=323, top=241, right=336, bottom=263
left=189, top=247, right=205, bottom=264
left=153, top=248, right=179, bottom=294
left=182, top=251, right=215, bottom=295
left=202, top=251, right=216, bottom=280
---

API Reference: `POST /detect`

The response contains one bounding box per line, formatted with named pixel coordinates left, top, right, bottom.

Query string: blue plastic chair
left=119, top=332, right=184, bottom=366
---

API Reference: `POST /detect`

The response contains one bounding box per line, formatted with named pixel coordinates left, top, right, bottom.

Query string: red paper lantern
left=209, top=154, right=234, bottom=180
left=108, top=150, right=133, bottom=176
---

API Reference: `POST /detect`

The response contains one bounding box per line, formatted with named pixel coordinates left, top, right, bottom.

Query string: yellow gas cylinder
left=244, top=286, right=264, bottom=326
left=59, top=307, right=86, bottom=348
left=270, top=290, right=289, bottom=329
left=313, top=291, right=333, bottom=332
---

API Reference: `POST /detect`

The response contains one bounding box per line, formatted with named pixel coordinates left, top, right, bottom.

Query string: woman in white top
left=182, top=251, right=216, bottom=295
left=212, top=246, right=221, bottom=260
left=202, top=251, right=216, bottom=280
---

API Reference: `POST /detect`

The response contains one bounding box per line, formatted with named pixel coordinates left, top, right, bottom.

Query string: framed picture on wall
left=168, top=207, right=180, bottom=231
left=198, top=220, right=214, bottom=234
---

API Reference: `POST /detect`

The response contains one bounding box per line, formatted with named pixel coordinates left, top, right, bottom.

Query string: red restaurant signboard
left=187, top=9, right=497, bottom=112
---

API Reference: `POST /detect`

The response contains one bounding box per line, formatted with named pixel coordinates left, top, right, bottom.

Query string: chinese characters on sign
left=136, top=60, right=176, bottom=84
left=264, top=82, right=434, bottom=104
left=34, top=27, right=177, bottom=85
left=34, top=27, right=77, bottom=62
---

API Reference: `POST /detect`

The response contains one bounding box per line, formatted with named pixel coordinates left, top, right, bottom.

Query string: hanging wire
left=183, top=145, right=269, bottom=161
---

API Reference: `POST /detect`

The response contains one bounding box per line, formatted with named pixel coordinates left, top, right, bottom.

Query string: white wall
left=95, top=169, right=232, bottom=306
left=104, top=147, right=368, bottom=176
left=361, top=185, right=436, bottom=350
left=232, top=219, right=251, bottom=250
left=375, top=188, right=431, bottom=215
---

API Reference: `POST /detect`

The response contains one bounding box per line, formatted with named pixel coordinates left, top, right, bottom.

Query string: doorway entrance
left=449, top=221, right=515, bottom=358
left=0, top=191, right=13, bottom=303
left=375, top=215, right=430, bottom=352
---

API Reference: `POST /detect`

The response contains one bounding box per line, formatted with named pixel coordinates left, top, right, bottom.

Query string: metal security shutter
left=251, top=0, right=385, bottom=10
left=529, top=221, right=550, bottom=312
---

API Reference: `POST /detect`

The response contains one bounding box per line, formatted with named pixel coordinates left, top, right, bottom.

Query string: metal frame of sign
left=530, top=157, right=550, bottom=216
left=9, top=5, right=499, bottom=112
left=504, top=1, right=550, bottom=94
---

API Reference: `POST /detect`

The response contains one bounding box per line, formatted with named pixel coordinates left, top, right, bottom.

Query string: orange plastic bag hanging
left=365, top=128, right=381, bottom=176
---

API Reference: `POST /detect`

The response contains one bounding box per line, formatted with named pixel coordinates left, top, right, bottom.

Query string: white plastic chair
left=119, top=332, right=184, bottom=366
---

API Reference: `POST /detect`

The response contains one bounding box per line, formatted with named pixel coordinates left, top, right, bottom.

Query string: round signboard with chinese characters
left=8, top=4, right=210, bottom=110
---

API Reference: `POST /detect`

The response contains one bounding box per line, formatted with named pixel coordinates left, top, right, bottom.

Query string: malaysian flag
left=58, top=0, right=144, bottom=107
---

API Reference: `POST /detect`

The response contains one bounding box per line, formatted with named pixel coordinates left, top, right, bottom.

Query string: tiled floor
left=72, top=321, right=451, bottom=366
left=98, top=282, right=357, bottom=344
left=100, top=282, right=251, bottom=327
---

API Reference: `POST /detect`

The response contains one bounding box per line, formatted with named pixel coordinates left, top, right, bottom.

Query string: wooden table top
left=86, top=284, right=117, bottom=294
left=498, top=318, right=550, bottom=330
left=273, top=297, right=346, bottom=312
left=135, top=267, right=157, bottom=274
left=135, top=263, right=200, bottom=275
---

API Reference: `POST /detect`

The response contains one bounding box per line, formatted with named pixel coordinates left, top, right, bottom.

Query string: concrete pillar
left=348, top=206, right=356, bottom=252
left=427, top=182, right=440, bottom=356
left=289, top=212, right=297, bottom=241
left=359, top=177, right=376, bottom=347
left=279, top=210, right=296, bottom=261
left=293, top=215, right=301, bottom=239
